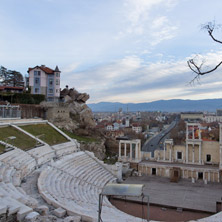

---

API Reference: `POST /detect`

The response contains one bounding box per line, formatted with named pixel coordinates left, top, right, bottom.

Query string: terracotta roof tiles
left=28, top=65, right=59, bottom=74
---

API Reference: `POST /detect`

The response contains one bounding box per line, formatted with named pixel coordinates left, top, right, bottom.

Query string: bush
left=0, top=93, right=45, bottom=104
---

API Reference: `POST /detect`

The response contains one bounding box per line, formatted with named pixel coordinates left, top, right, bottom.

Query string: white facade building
left=203, top=115, right=222, bottom=123
left=132, top=123, right=142, bottom=134
left=28, top=65, right=61, bottom=101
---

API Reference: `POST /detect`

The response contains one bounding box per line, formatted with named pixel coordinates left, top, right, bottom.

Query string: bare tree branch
left=202, top=22, right=222, bottom=44
left=188, top=21, right=222, bottom=82
left=187, top=59, right=222, bottom=75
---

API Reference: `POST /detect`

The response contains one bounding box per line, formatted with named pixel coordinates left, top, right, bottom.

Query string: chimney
left=41, top=65, right=45, bottom=68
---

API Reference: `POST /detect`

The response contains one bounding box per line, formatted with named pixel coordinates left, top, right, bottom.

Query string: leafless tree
left=187, top=21, right=222, bottom=82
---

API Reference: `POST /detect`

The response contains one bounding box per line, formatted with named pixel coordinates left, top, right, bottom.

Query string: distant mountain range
left=88, top=99, right=222, bottom=112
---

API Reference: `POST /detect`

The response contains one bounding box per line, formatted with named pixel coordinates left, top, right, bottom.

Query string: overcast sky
left=1, top=0, right=222, bottom=103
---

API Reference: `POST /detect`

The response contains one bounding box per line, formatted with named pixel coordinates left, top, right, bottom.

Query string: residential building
left=106, top=124, right=113, bottom=131
left=113, top=122, right=120, bottom=131
left=180, top=112, right=203, bottom=122
left=132, top=123, right=142, bottom=134
left=0, top=86, right=24, bottom=93
left=27, top=65, right=61, bottom=101
left=203, top=115, right=222, bottom=123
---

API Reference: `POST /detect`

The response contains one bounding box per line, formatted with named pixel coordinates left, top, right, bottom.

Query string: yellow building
left=119, top=123, right=222, bottom=183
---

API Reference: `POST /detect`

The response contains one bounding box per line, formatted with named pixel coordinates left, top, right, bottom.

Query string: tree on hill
left=187, top=21, right=222, bottom=82
left=0, top=66, right=24, bottom=87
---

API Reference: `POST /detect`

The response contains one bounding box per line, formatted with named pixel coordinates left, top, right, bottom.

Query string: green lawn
left=0, top=126, right=37, bottom=150
left=21, top=124, right=69, bottom=145
left=0, top=143, right=5, bottom=154
left=61, top=129, right=100, bottom=143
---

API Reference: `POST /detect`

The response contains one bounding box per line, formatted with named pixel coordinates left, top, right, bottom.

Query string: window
left=56, top=73, right=60, bottom=77
left=49, top=79, right=53, bottom=86
left=49, top=89, right=53, bottom=93
left=34, top=88, right=39, bottom=93
left=35, top=78, right=39, bottom=84
left=206, top=154, right=211, bottom=162
left=56, top=79, right=59, bottom=85
left=198, top=172, right=203, bottom=180
left=56, top=89, right=59, bottom=93
left=152, top=168, right=156, bottom=175
left=177, top=152, right=182, bottom=160
left=34, top=71, right=41, bottom=76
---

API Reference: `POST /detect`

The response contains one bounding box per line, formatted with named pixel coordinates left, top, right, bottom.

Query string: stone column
left=130, top=143, right=132, bottom=161
left=119, top=142, right=121, bottom=159
left=186, top=143, right=188, bottom=163
left=135, top=142, right=138, bottom=159
left=124, top=143, right=127, bottom=158
left=169, top=145, right=172, bottom=162
left=199, top=144, right=201, bottom=164
left=186, top=123, right=188, bottom=140
left=219, top=124, right=222, bottom=169
left=199, top=127, right=201, bottom=139
left=220, top=144, right=222, bottom=169
left=163, top=142, right=166, bottom=161
left=192, top=126, right=194, bottom=139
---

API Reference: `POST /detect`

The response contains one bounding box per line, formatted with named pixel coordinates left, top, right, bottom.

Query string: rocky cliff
left=41, top=87, right=106, bottom=160
left=41, top=87, right=95, bottom=131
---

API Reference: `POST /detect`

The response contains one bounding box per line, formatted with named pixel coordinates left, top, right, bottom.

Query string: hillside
left=88, top=99, right=222, bottom=112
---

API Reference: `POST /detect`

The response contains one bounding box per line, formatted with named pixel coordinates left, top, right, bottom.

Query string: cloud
left=61, top=50, right=222, bottom=103
left=62, top=63, right=79, bottom=73
left=115, top=0, right=179, bottom=46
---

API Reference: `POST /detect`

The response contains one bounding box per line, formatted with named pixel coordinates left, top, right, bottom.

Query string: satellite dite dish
left=98, top=183, right=150, bottom=222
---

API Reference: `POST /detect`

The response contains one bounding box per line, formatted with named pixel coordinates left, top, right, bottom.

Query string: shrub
left=0, top=93, right=45, bottom=104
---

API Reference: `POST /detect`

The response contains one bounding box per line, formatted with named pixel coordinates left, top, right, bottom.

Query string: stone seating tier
left=38, top=151, right=141, bottom=222
left=27, top=145, right=55, bottom=166
left=52, top=141, right=79, bottom=157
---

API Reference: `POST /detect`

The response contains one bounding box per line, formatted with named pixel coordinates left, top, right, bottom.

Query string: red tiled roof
left=28, top=66, right=57, bottom=74
left=132, top=123, right=141, bottom=127
left=0, top=86, right=24, bottom=90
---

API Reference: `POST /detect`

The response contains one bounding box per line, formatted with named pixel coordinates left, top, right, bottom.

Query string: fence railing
left=0, top=105, right=21, bottom=119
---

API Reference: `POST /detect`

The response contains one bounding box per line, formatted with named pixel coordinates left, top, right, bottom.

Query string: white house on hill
left=27, top=65, right=61, bottom=101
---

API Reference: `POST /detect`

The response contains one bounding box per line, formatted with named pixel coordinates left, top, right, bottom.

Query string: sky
left=1, top=0, right=222, bottom=103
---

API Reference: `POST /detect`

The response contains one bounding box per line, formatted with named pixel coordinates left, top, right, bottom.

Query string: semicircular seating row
left=0, top=139, right=79, bottom=221
left=0, top=148, right=39, bottom=220
left=38, top=151, right=141, bottom=222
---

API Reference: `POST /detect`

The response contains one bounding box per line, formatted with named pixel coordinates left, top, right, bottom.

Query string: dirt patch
left=110, top=198, right=212, bottom=222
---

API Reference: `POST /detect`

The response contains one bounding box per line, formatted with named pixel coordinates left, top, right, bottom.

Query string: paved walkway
left=123, top=176, right=222, bottom=213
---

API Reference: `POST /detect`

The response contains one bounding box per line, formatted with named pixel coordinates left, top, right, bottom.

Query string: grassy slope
left=0, top=143, right=5, bottom=153
left=21, top=124, right=69, bottom=145
left=0, top=126, right=36, bottom=150
left=61, top=129, right=100, bottom=143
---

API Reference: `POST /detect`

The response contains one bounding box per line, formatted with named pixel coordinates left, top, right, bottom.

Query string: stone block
left=0, top=205, right=7, bottom=214
left=81, top=215, right=96, bottom=222
left=53, top=207, right=66, bottom=218
left=35, top=205, right=49, bottom=216
left=8, top=205, right=20, bottom=215
left=25, top=212, right=39, bottom=222
left=64, top=215, right=81, bottom=222
left=17, top=206, right=33, bottom=222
